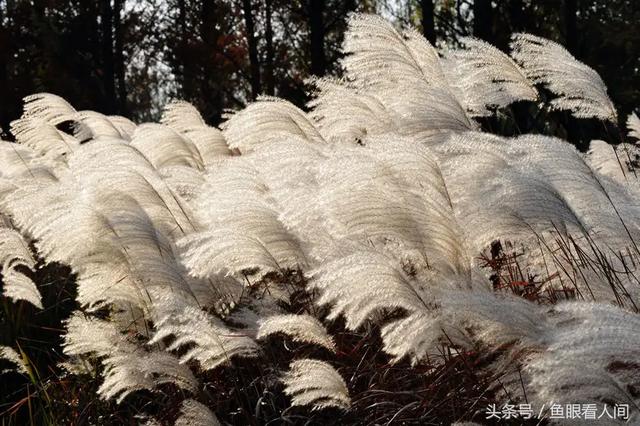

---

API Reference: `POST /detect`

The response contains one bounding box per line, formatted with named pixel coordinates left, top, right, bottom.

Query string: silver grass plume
left=175, top=399, right=221, bottom=426
left=521, top=302, right=640, bottom=423
left=307, top=78, right=396, bottom=143
left=179, top=157, right=307, bottom=279
left=73, top=110, right=125, bottom=139
left=341, top=14, right=475, bottom=134
left=107, top=115, right=137, bottom=139
left=0, top=226, right=42, bottom=308
left=0, top=345, right=28, bottom=375
left=130, top=123, right=204, bottom=170
left=310, top=251, right=435, bottom=331
left=63, top=313, right=199, bottom=403
left=10, top=117, right=79, bottom=158
left=161, top=100, right=209, bottom=133
left=282, top=359, right=351, bottom=410
left=307, top=138, right=468, bottom=273
left=444, top=37, right=538, bottom=117
left=257, top=314, right=336, bottom=352
left=586, top=139, right=640, bottom=183
left=149, top=304, right=259, bottom=371
left=510, top=33, right=617, bottom=121
left=628, top=112, right=640, bottom=141
left=221, top=97, right=326, bottom=152
left=161, top=100, right=231, bottom=165
left=342, top=14, right=445, bottom=91
left=18, top=93, right=77, bottom=125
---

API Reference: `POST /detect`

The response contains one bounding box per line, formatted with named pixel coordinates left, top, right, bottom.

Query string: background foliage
left=1, top=0, right=638, bottom=136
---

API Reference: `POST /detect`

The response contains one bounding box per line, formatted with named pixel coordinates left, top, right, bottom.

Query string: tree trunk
left=177, top=0, right=192, bottom=99
left=564, top=0, right=578, bottom=54
left=264, top=0, right=275, bottom=96
left=101, top=0, right=116, bottom=114
left=473, top=0, right=492, bottom=42
left=420, top=0, right=436, bottom=45
left=0, top=3, right=8, bottom=137
left=508, top=0, right=526, bottom=32
left=309, top=0, right=326, bottom=77
left=242, top=0, right=261, bottom=99
left=178, top=0, right=187, bottom=40
left=201, top=0, right=222, bottom=124
left=562, top=0, right=581, bottom=145
left=113, top=0, right=126, bottom=115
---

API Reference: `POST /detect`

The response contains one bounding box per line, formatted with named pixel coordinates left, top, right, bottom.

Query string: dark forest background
left=1, top=0, right=639, bottom=139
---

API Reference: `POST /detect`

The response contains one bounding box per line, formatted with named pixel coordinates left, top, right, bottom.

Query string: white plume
left=510, top=33, right=617, bottom=121
left=108, top=115, right=137, bottom=139
left=525, top=303, right=640, bottom=414
left=308, top=78, right=396, bottom=143
left=161, top=101, right=231, bottom=164
left=73, top=110, right=124, bottom=139
left=444, top=37, right=538, bottom=116
left=341, top=14, right=475, bottom=134
left=131, top=123, right=204, bottom=170
left=282, top=359, right=351, bottom=410
left=257, top=314, right=336, bottom=352
left=10, top=117, right=79, bottom=158
left=222, top=98, right=326, bottom=152
left=310, top=251, right=435, bottom=331
left=149, top=304, right=259, bottom=371
left=0, top=345, right=28, bottom=375
left=586, top=139, right=639, bottom=183
left=161, top=100, right=208, bottom=133
left=63, top=313, right=199, bottom=403
left=0, top=226, right=42, bottom=308
left=18, top=93, right=77, bottom=125
left=627, top=112, right=640, bottom=141
left=175, top=399, right=221, bottom=426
